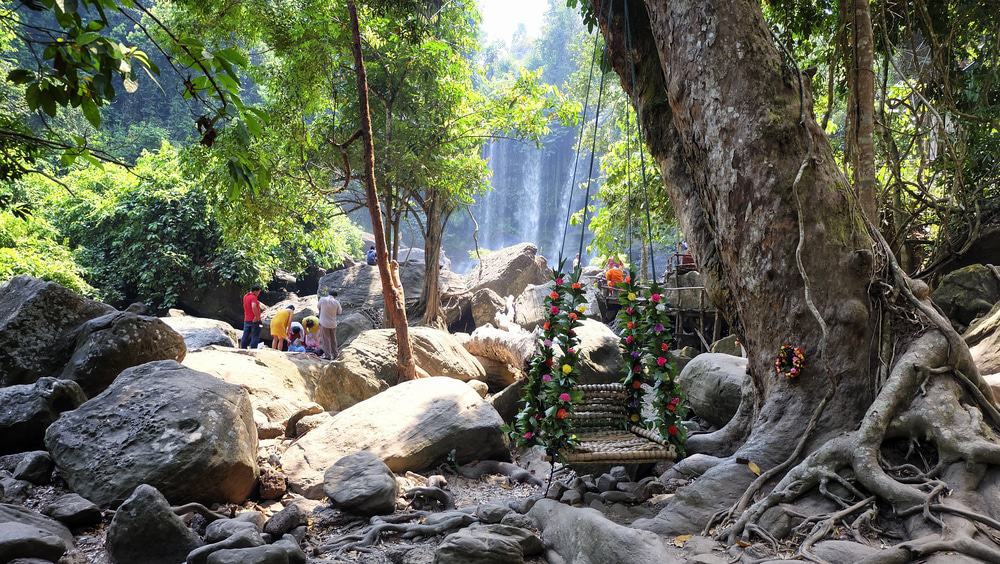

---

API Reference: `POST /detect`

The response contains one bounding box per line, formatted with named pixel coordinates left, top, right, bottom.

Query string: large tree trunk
left=594, top=0, right=996, bottom=558
left=347, top=0, right=417, bottom=382
left=844, top=0, right=878, bottom=221
left=420, top=196, right=447, bottom=328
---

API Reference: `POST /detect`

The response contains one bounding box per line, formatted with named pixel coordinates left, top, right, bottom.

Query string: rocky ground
left=1, top=247, right=997, bottom=564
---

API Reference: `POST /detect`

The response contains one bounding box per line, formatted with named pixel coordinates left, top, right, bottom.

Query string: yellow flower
left=576, top=304, right=586, bottom=313
left=561, top=364, right=572, bottom=375
left=627, top=292, right=636, bottom=301
left=630, top=414, right=640, bottom=422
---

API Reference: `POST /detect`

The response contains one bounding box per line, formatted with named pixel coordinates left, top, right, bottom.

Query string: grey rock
left=471, top=288, right=507, bottom=328
left=464, top=243, right=548, bottom=299
left=467, top=379, right=489, bottom=398
left=932, top=264, right=1000, bottom=330
left=41, top=494, right=101, bottom=528
left=969, top=301, right=1000, bottom=377
left=204, top=517, right=261, bottom=543
left=0, top=504, right=73, bottom=563
left=574, top=319, right=625, bottom=385
left=187, top=527, right=265, bottom=564
left=293, top=412, right=333, bottom=438
left=161, top=314, right=239, bottom=349
left=709, top=335, right=742, bottom=356
left=608, top=466, right=629, bottom=481
left=45, top=360, right=259, bottom=506
left=489, top=379, right=526, bottom=424
left=105, top=484, right=204, bottom=564
left=600, top=491, right=637, bottom=504
left=559, top=490, right=582, bottom=506
left=476, top=502, right=512, bottom=524
left=12, top=452, right=51, bottom=485
left=499, top=512, right=535, bottom=529
left=404, top=545, right=436, bottom=564
left=205, top=535, right=305, bottom=564
left=0, top=378, right=86, bottom=455
left=507, top=495, right=540, bottom=515
left=263, top=504, right=306, bottom=537
left=59, top=311, right=187, bottom=397
left=435, top=525, right=524, bottom=564
left=0, top=477, right=30, bottom=504
left=0, top=276, right=114, bottom=388
left=526, top=500, right=675, bottom=562
left=596, top=473, right=618, bottom=492
left=545, top=481, right=568, bottom=500
left=676, top=353, right=745, bottom=427
left=323, top=451, right=398, bottom=515
left=812, top=540, right=879, bottom=561
left=284, top=377, right=508, bottom=498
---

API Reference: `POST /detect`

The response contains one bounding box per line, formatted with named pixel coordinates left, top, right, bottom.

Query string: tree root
left=456, top=460, right=544, bottom=487
left=320, top=510, right=476, bottom=554
left=402, top=486, right=455, bottom=510
left=172, top=502, right=228, bottom=522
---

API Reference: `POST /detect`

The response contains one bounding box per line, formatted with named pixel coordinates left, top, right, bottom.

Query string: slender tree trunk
left=844, top=0, right=877, bottom=220
left=593, top=0, right=989, bottom=553
left=347, top=0, right=417, bottom=382
left=420, top=197, right=447, bottom=328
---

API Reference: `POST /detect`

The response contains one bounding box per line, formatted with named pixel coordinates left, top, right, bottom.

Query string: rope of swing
left=558, top=33, right=600, bottom=264
left=623, top=0, right=658, bottom=281
left=577, top=27, right=610, bottom=268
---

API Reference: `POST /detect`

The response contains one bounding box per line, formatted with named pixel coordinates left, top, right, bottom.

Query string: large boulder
left=513, top=281, right=600, bottom=331
left=967, top=301, right=1000, bottom=376
left=472, top=288, right=508, bottom=328
left=331, top=327, right=486, bottom=387
left=323, top=451, right=398, bottom=515
left=575, top=319, right=624, bottom=385
left=318, top=262, right=464, bottom=309
left=161, top=313, right=240, bottom=349
left=45, top=360, right=259, bottom=506
left=183, top=347, right=385, bottom=436
left=333, top=311, right=378, bottom=349
left=932, top=264, right=1000, bottom=330
left=0, top=275, right=113, bottom=387
left=465, top=243, right=548, bottom=299
left=178, top=277, right=245, bottom=327
left=436, top=523, right=543, bottom=564
left=0, top=377, right=86, bottom=454
left=106, top=484, right=203, bottom=564
left=0, top=503, right=74, bottom=563
left=59, top=311, right=187, bottom=397
left=283, top=377, right=509, bottom=498
left=464, top=326, right=537, bottom=371
left=526, top=500, right=675, bottom=563
left=677, top=353, right=746, bottom=427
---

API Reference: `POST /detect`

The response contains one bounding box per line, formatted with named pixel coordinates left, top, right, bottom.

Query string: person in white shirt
left=317, top=289, right=344, bottom=360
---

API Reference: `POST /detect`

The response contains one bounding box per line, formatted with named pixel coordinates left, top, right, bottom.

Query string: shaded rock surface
left=161, top=312, right=240, bottom=349
left=676, top=353, right=745, bottom=427
left=526, top=499, right=677, bottom=563
left=331, top=327, right=485, bottom=387
left=0, top=275, right=113, bottom=387
left=575, top=319, right=625, bottom=385
left=59, top=311, right=187, bottom=397
left=966, top=301, right=1000, bottom=377
left=471, top=288, right=507, bottom=328
left=0, top=378, right=86, bottom=455
left=932, top=263, right=1000, bottom=330
left=464, top=244, right=548, bottom=299
left=323, top=451, right=399, bottom=515
left=435, top=523, right=542, bottom=564
left=513, top=280, right=600, bottom=331
left=45, top=360, right=258, bottom=506
left=318, top=262, right=464, bottom=310
left=0, top=504, right=74, bottom=563
left=106, top=484, right=203, bottom=564
left=259, top=295, right=317, bottom=342
left=283, top=377, right=509, bottom=498
left=183, top=347, right=384, bottom=435
left=41, top=493, right=101, bottom=527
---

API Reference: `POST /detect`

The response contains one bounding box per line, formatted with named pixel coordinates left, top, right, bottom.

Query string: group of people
left=239, top=286, right=344, bottom=361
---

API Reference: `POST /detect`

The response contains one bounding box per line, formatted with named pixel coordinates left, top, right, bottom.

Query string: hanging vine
left=510, top=262, right=587, bottom=457
left=642, top=282, right=688, bottom=454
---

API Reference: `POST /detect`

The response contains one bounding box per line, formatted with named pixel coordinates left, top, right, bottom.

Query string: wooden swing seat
left=556, top=383, right=677, bottom=464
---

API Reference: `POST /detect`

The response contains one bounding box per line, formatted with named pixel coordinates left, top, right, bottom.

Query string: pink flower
left=523, top=432, right=533, bottom=440
left=542, top=374, right=552, bottom=382
left=633, top=365, right=642, bottom=373
left=559, top=393, right=571, bottom=402
left=657, top=356, right=667, bottom=367
left=544, top=339, right=553, bottom=347
left=550, top=306, right=559, bottom=314
left=625, top=335, right=634, bottom=344
left=555, top=277, right=564, bottom=285
left=651, top=293, right=661, bottom=303
left=626, top=307, right=634, bottom=315
left=567, top=347, right=575, bottom=354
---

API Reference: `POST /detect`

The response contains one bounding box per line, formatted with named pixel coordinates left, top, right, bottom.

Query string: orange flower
left=556, top=408, right=568, bottom=420
left=568, top=312, right=578, bottom=321
left=549, top=291, right=559, bottom=300
left=632, top=380, right=642, bottom=389
left=627, top=321, right=635, bottom=329
left=571, top=282, right=582, bottom=290
left=543, top=321, right=551, bottom=331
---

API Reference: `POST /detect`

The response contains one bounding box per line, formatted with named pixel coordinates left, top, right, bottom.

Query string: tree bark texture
left=844, top=0, right=878, bottom=221
left=592, top=0, right=990, bottom=549
left=347, top=0, right=417, bottom=381
left=420, top=195, right=446, bottom=328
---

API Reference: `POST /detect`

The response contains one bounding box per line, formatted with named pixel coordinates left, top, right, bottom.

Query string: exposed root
left=456, top=460, right=544, bottom=487
left=402, top=486, right=455, bottom=510
left=172, top=502, right=228, bottom=522
left=320, top=510, right=475, bottom=554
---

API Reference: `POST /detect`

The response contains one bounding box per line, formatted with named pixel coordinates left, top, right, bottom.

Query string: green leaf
left=81, top=98, right=101, bottom=128
left=6, top=69, right=33, bottom=84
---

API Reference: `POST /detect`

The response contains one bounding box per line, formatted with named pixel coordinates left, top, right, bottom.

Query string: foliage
left=615, top=272, right=645, bottom=422
left=642, top=283, right=687, bottom=454
left=0, top=206, right=92, bottom=293
left=510, top=263, right=587, bottom=457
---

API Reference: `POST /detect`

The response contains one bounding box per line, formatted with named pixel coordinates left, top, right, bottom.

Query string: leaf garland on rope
left=643, top=282, right=689, bottom=455
left=509, top=261, right=587, bottom=458
left=616, top=271, right=646, bottom=424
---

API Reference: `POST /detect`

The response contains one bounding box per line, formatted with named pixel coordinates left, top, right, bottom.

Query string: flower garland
left=510, top=262, right=587, bottom=457
left=775, top=344, right=805, bottom=379
left=615, top=272, right=646, bottom=424
left=642, top=282, right=688, bottom=454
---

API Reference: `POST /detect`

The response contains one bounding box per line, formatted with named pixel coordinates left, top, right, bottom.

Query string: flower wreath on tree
left=775, top=344, right=805, bottom=379
left=642, top=282, right=688, bottom=454
left=509, top=261, right=587, bottom=458
left=616, top=272, right=646, bottom=424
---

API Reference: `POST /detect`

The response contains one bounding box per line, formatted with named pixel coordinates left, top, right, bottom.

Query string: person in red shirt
left=240, top=285, right=263, bottom=349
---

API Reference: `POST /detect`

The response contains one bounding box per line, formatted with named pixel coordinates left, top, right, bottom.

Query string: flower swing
left=510, top=3, right=686, bottom=466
